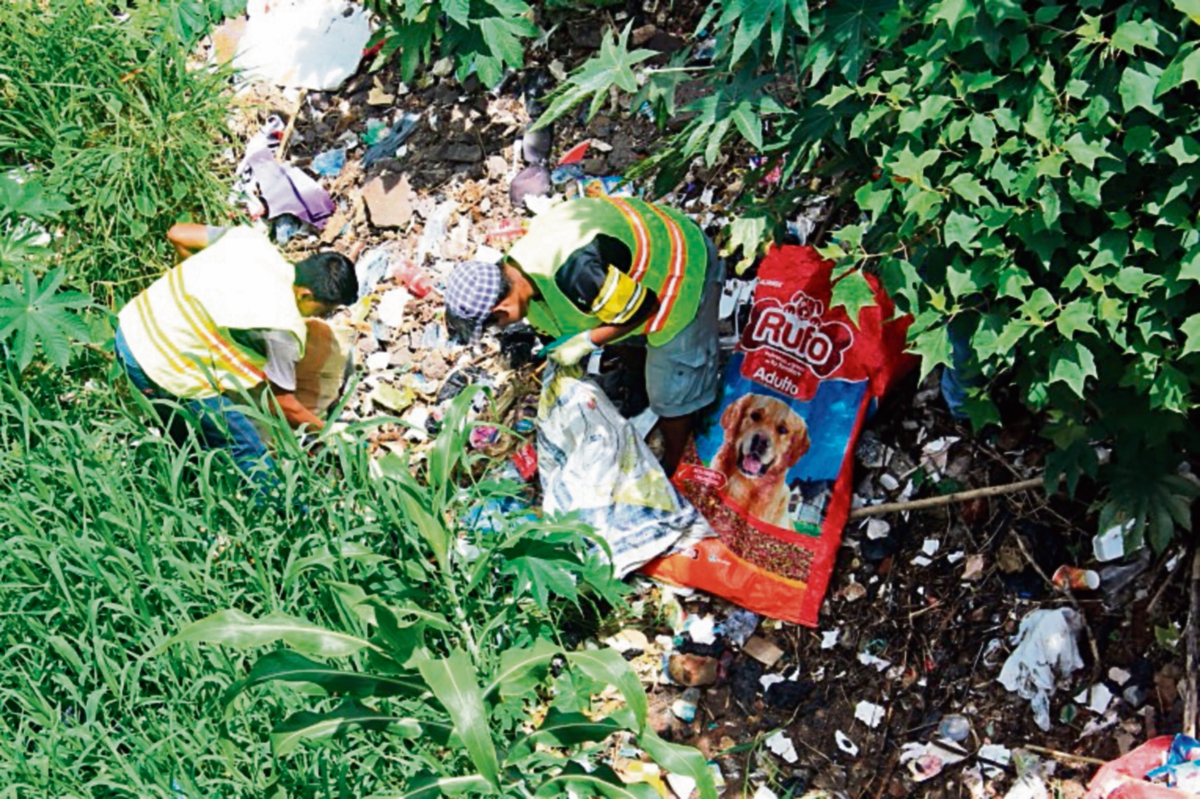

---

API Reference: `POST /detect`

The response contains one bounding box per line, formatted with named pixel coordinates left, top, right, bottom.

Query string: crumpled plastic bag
left=997, top=608, right=1084, bottom=731
left=536, top=364, right=712, bottom=577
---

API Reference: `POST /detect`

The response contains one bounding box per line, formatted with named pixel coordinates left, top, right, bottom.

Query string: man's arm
left=587, top=294, right=661, bottom=347
left=271, top=384, right=326, bottom=432
left=167, top=223, right=226, bottom=260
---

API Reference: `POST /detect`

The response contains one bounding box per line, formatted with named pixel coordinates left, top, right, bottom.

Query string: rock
left=486, top=155, right=509, bottom=180
left=668, top=653, right=718, bottom=687
left=441, top=142, right=483, bottom=163
left=362, top=174, right=415, bottom=229
left=389, top=348, right=413, bottom=368
left=420, top=356, right=450, bottom=382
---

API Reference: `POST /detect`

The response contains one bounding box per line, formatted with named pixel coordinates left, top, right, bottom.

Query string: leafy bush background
left=532, top=0, right=1200, bottom=549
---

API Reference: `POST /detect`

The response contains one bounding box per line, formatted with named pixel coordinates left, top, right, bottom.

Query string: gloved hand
left=540, top=331, right=598, bottom=366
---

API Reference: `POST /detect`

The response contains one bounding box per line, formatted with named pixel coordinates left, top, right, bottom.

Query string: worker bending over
left=115, top=223, right=357, bottom=478
left=443, top=197, right=721, bottom=475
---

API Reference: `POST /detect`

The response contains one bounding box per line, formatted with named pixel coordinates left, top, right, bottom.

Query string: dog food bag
left=642, top=245, right=915, bottom=627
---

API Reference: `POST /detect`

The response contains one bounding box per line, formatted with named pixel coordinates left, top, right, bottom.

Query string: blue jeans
left=115, top=327, right=276, bottom=479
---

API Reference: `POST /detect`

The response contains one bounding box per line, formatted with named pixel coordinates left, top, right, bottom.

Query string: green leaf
left=1181, top=314, right=1200, bottom=355
left=418, top=650, right=500, bottom=788
left=224, top=651, right=425, bottom=709
left=1171, top=0, right=1200, bottom=24
left=1063, top=133, right=1113, bottom=170
left=928, top=0, right=973, bottom=34
left=830, top=271, right=877, bottom=326
left=947, top=173, right=998, bottom=205
left=724, top=213, right=772, bottom=274
left=889, top=146, right=942, bottom=186
left=535, top=764, right=659, bottom=799
left=534, top=25, right=656, bottom=129
left=1055, top=299, right=1097, bottom=340
left=944, top=211, right=982, bottom=251
left=1111, top=19, right=1161, bottom=54
left=1165, top=136, right=1200, bottom=165
left=270, top=700, right=450, bottom=756
left=372, top=774, right=495, bottom=799
left=1049, top=342, right=1098, bottom=397
left=506, top=708, right=626, bottom=764
left=483, top=638, right=561, bottom=700
left=639, top=731, right=720, bottom=799
left=163, top=610, right=378, bottom=658
left=566, top=649, right=648, bottom=733
left=0, top=268, right=94, bottom=371
left=1119, top=63, right=1164, bottom=114
left=500, top=554, right=579, bottom=609
left=910, top=325, right=954, bottom=382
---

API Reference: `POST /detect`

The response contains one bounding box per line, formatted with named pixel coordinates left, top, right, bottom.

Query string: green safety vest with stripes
left=506, top=197, right=709, bottom=347
left=116, top=227, right=308, bottom=399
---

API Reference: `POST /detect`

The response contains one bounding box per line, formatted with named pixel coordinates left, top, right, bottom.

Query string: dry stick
left=847, top=477, right=1045, bottom=519
left=1147, top=547, right=1190, bottom=617
left=1185, top=547, right=1200, bottom=737
left=277, top=89, right=308, bottom=162
left=1013, top=534, right=1103, bottom=683
left=1019, top=744, right=1107, bottom=767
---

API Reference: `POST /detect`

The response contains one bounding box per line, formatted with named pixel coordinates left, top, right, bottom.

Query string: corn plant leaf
left=535, top=764, right=659, bottom=799
left=377, top=455, right=451, bottom=572
left=505, top=708, right=626, bottom=764
left=370, top=773, right=495, bottom=799
left=0, top=268, right=94, bottom=370
left=566, top=649, right=648, bottom=733
left=163, top=609, right=377, bottom=658
left=223, top=651, right=427, bottom=709
left=418, top=649, right=501, bottom=788
left=270, top=699, right=451, bottom=756
left=639, top=730, right=720, bottom=799
left=483, top=637, right=561, bottom=700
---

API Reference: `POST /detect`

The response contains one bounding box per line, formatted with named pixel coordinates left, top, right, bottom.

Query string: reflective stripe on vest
left=508, top=197, right=707, bottom=347
left=117, top=227, right=307, bottom=398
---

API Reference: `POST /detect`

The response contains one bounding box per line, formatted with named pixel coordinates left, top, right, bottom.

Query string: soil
left=208, top=7, right=1193, bottom=797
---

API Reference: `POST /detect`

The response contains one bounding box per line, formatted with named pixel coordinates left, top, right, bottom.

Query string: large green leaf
left=483, top=638, right=560, bottom=700
left=505, top=708, right=626, bottom=764
left=639, top=731, right=720, bottom=799
left=566, top=649, right=648, bottom=733
left=163, top=609, right=377, bottom=657
left=270, top=700, right=451, bottom=756
left=369, top=774, right=495, bottom=799
left=535, top=764, right=659, bottom=799
left=419, top=650, right=501, bottom=788
left=0, top=268, right=93, bottom=370
left=223, top=651, right=427, bottom=709
left=534, top=25, right=656, bottom=129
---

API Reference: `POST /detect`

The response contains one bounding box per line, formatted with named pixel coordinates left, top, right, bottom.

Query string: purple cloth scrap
left=245, top=149, right=335, bottom=229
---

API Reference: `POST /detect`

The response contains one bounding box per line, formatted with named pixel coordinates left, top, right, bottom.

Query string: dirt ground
left=207, top=7, right=1193, bottom=797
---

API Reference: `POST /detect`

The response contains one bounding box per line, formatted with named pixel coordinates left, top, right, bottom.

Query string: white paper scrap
left=687, top=615, right=717, bottom=645
left=922, top=538, right=941, bottom=556
left=752, top=787, right=779, bottom=799
left=855, top=700, right=886, bottom=728
left=766, top=730, right=799, bottom=764
left=835, top=730, right=859, bottom=757
left=760, top=673, right=786, bottom=692
left=866, top=519, right=891, bottom=539
left=665, top=772, right=696, bottom=799
left=821, top=629, right=841, bottom=649
left=858, top=652, right=892, bottom=672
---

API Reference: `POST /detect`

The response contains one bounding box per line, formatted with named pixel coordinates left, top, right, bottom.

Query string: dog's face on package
left=720, top=394, right=810, bottom=481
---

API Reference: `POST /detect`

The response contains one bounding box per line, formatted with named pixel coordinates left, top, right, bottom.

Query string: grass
left=0, top=0, right=235, bottom=303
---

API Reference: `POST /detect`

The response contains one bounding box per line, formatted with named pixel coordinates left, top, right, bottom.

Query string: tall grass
left=0, top=369, right=413, bottom=797
left=0, top=0, right=235, bottom=302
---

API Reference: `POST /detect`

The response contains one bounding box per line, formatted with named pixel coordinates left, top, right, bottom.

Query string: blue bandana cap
left=444, top=260, right=503, bottom=344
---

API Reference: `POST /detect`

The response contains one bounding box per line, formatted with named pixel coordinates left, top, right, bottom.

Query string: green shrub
left=0, top=0, right=234, bottom=301
left=364, top=0, right=539, bottom=89
left=538, top=0, right=1200, bottom=551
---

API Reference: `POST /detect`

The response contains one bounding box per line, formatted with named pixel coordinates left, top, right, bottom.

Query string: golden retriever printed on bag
left=712, top=395, right=810, bottom=529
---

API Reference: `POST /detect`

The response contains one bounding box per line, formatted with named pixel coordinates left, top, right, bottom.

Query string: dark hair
left=294, top=252, right=357, bottom=306
left=497, top=268, right=513, bottom=302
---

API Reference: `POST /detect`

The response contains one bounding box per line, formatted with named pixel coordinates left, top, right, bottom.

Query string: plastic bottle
left=938, top=714, right=971, bottom=742
left=391, top=261, right=433, bottom=298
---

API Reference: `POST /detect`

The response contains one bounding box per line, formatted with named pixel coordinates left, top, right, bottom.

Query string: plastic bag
left=643, top=245, right=915, bottom=626
left=537, top=365, right=712, bottom=578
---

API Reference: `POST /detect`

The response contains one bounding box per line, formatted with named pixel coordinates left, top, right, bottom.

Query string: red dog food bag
left=642, top=245, right=915, bottom=627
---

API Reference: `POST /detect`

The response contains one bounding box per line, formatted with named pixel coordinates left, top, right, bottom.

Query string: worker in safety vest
left=443, top=197, right=722, bottom=475
left=114, top=224, right=358, bottom=478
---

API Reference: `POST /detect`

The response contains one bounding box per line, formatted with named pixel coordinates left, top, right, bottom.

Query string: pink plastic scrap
left=1085, top=736, right=1195, bottom=799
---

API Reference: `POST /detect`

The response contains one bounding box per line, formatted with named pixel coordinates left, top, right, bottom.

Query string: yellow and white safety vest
left=117, top=227, right=308, bottom=399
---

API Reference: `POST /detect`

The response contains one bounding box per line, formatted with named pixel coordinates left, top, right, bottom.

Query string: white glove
left=546, top=331, right=598, bottom=366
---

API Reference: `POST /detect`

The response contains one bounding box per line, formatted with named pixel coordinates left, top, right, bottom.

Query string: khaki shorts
left=645, top=237, right=723, bottom=418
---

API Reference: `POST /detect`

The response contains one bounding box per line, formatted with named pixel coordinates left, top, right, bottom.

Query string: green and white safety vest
left=506, top=197, right=709, bottom=347
left=116, top=227, right=308, bottom=399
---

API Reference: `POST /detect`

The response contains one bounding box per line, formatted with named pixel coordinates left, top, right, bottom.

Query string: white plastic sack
left=997, top=608, right=1084, bottom=731
left=236, top=0, right=372, bottom=91
left=537, top=365, right=712, bottom=578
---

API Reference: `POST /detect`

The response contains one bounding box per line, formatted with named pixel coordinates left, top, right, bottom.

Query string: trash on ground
left=234, top=0, right=372, bottom=90
left=1086, top=735, right=1200, bottom=797
left=671, top=687, right=700, bottom=722
left=938, top=714, right=971, bottom=742
left=1052, top=565, right=1100, bottom=591
left=668, top=653, right=718, bottom=687
left=646, top=245, right=917, bottom=627
left=900, top=739, right=968, bottom=782
left=743, top=636, right=784, bottom=668
left=997, top=608, right=1084, bottom=731
left=766, top=730, right=799, bottom=764
left=835, top=730, right=859, bottom=757
left=854, top=700, right=885, bottom=728
left=537, top=365, right=711, bottom=578
left=1093, top=518, right=1136, bottom=562
left=310, top=147, right=346, bottom=177
left=362, top=113, right=421, bottom=167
